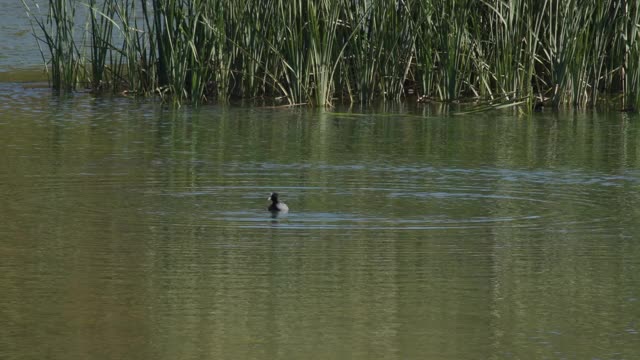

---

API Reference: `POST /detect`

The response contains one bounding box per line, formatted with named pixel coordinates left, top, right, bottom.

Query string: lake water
left=1, top=2, right=640, bottom=358
left=1, top=83, right=639, bottom=360
left=0, top=1, right=39, bottom=73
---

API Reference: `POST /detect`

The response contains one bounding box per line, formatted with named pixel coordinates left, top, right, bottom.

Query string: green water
left=1, top=84, right=640, bottom=359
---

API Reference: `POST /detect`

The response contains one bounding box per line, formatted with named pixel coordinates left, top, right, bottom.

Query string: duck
left=268, top=192, right=289, bottom=213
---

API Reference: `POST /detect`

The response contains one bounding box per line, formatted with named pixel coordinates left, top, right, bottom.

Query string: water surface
left=1, top=84, right=640, bottom=359
left=0, top=1, right=40, bottom=73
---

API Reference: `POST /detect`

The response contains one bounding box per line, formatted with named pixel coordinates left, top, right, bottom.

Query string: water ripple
left=2, top=153, right=634, bottom=234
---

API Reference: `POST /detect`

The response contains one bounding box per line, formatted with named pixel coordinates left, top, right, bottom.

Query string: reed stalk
left=87, top=0, right=114, bottom=89
left=23, top=0, right=86, bottom=91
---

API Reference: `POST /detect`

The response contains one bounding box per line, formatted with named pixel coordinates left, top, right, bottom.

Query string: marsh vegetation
left=22, top=0, right=640, bottom=109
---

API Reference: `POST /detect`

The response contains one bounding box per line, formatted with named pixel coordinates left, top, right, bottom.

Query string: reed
left=112, top=0, right=154, bottom=95
left=87, top=0, right=114, bottom=89
left=23, top=0, right=87, bottom=91
left=622, top=0, right=640, bottom=110
left=21, top=0, right=640, bottom=110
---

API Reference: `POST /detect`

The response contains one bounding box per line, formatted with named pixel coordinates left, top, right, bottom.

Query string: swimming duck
left=268, top=192, right=289, bottom=212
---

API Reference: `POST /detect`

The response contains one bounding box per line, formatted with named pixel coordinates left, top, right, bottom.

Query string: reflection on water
left=1, top=84, right=640, bottom=359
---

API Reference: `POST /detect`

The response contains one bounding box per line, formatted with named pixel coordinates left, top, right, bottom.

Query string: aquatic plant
left=22, top=0, right=86, bottom=91
left=21, top=0, right=640, bottom=110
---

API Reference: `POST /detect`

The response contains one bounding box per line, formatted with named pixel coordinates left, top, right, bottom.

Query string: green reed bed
left=23, top=0, right=640, bottom=109
left=23, top=0, right=83, bottom=91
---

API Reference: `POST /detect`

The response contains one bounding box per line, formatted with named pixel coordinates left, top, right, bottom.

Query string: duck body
left=268, top=192, right=289, bottom=212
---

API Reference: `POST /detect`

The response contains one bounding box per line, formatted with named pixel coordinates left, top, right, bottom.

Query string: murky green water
left=1, top=83, right=640, bottom=359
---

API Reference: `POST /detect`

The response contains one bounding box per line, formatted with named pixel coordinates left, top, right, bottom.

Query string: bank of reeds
left=22, top=0, right=640, bottom=109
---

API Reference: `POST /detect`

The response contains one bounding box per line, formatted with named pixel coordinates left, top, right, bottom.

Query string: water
left=1, top=83, right=639, bottom=359
left=0, top=1, right=40, bottom=73
left=2, top=3, right=639, bottom=358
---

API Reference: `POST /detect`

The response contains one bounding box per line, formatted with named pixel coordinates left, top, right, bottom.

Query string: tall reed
left=87, top=0, right=114, bottom=89
left=23, top=0, right=86, bottom=91
left=22, top=0, right=640, bottom=110
left=622, top=0, right=640, bottom=110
